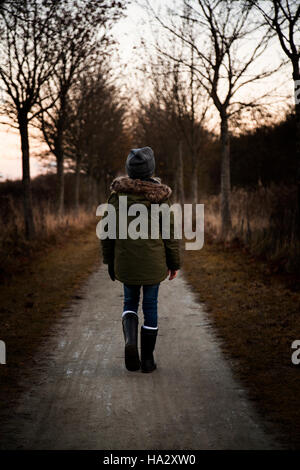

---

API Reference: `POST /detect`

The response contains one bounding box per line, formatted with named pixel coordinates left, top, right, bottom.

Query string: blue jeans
left=123, top=284, right=160, bottom=328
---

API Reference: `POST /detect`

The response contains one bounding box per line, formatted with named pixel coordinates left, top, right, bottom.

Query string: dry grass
left=183, top=241, right=300, bottom=449
left=0, top=197, right=97, bottom=278
left=203, top=185, right=299, bottom=273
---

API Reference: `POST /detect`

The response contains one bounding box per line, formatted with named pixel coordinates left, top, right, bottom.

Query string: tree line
left=0, top=0, right=129, bottom=239
left=137, top=0, right=299, bottom=239
left=0, top=0, right=299, bottom=243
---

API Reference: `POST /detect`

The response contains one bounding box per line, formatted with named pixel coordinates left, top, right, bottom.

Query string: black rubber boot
left=141, top=326, right=158, bottom=373
left=122, top=312, right=140, bottom=371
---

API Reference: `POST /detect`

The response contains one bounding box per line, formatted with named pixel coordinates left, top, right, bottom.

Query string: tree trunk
left=88, top=172, right=97, bottom=207
left=56, top=152, right=64, bottom=217
left=18, top=114, right=35, bottom=239
left=55, top=94, right=67, bottom=218
left=74, top=154, right=82, bottom=214
left=173, top=175, right=178, bottom=202
left=220, top=114, right=232, bottom=239
left=93, top=176, right=98, bottom=205
left=98, top=170, right=106, bottom=203
left=177, top=140, right=185, bottom=205
left=295, top=99, right=300, bottom=238
left=190, top=151, right=198, bottom=205
left=293, top=62, right=300, bottom=237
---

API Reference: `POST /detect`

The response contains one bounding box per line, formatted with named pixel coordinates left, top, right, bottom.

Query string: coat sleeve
left=100, top=193, right=116, bottom=265
left=162, top=200, right=181, bottom=271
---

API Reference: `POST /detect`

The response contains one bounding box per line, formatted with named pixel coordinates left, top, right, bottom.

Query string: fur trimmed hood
left=110, top=176, right=172, bottom=203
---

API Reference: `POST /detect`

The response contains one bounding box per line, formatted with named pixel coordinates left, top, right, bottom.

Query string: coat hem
left=115, top=272, right=168, bottom=285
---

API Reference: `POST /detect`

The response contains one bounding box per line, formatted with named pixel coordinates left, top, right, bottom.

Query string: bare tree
left=176, top=5, right=209, bottom=204
left=65, top=67, right=128, bottom=210
left=170, top=58, right=208, bottom=203
left=250, top=0, right=300, bottom=234
left=37, top=0, right=126, bottom=217
left=148, top=0, right=281, bottom=238
left=138, top=32, right=208, bottom=204
left=0, top=1, right=60, bottom=238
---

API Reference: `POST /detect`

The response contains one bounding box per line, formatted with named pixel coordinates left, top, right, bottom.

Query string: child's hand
left=168, top=270, right=178, bottom=280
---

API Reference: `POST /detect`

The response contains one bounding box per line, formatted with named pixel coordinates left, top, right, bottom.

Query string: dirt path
left=1, top=266, right=279, bottom=450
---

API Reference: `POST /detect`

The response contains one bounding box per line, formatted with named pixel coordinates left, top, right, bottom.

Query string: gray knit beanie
left=126, top=147, right=155, bottom=179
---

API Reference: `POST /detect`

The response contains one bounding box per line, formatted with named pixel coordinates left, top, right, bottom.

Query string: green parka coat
left=101, top=176, right=181, bottom=285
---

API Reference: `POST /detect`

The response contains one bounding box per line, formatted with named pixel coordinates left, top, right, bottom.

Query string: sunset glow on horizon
left=0, top=126, right=49, bottom=181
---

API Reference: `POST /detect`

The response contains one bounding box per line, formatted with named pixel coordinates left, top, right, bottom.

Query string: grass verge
left=0, top=223, right=100, bottom=418
left=183, top=241, right=300, bottom=449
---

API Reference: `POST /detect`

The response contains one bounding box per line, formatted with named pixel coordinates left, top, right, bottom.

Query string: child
left=101, top=147, right=180, bottom=373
